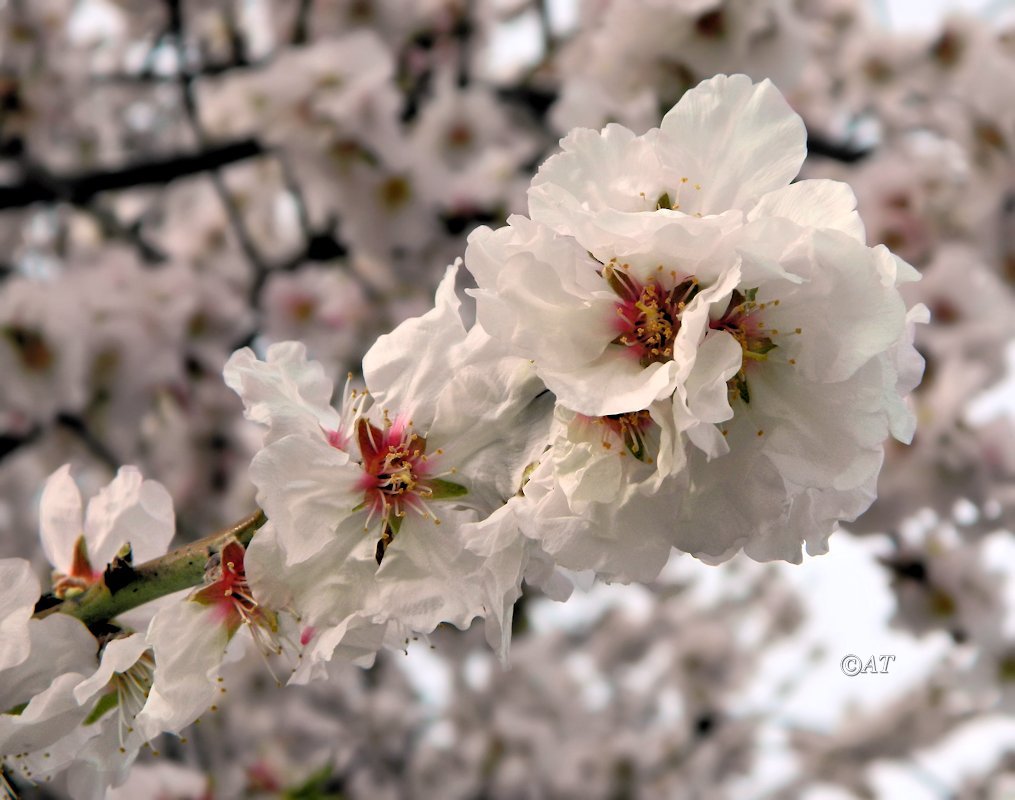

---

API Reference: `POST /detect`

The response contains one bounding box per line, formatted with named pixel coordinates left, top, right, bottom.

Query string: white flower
left=2, top=467, right=176, bottom=798
left=470, top=74, right=925, bottom=563
left=466, top=77, right=812, bottom=427
left=510, top=402, right=687, bottom=584
left=140, top=537, right=298, bottom=739
left=0, top=560, right=97, bottom=727
left=227, top=263, right=553, bottom=660
left=466, top=214, right=741, bottom=419
left=38, top=465, right=176, bottom=600
left=671, top=222, right=925, bottom=562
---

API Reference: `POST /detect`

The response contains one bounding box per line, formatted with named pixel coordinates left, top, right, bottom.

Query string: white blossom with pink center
left=228, top=263, right=553, bottom=662
left=468, top=74, right=926, bottom=564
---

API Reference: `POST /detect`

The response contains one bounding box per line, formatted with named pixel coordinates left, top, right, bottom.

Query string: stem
left=35, top=509, right=267, bottom=630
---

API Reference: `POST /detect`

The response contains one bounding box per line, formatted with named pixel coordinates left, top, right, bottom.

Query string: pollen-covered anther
left=606, top=266, right=700, bottom=368
left=593, top=409, right=656, bottom=462
left=653, top=179, right=703, bottom=211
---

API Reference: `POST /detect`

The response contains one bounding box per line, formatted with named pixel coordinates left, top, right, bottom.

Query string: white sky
left=883, top=0, right=1000, bottom=30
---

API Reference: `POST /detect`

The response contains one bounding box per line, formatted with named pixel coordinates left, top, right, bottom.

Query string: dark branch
left=0, top=426, right=41, bottom=462
left=0, top=139, right=263, bottom=210
left=806, top=134, right=873, bottom=164
left=55, top=413, right=120, bottom=470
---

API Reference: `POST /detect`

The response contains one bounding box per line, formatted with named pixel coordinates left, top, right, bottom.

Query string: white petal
left=249, top=435, right=362, bottom=565
left=83, top=467, right=175, bottom=567
left=749, top=360, right=888, bottom=491
left=457, top=503, right=528, bottom=664
left=529, top=123, right=665, bottom=227
left=466, top=219, right=617, bottom=373
left=139, top=601, right=228, bottom=739
left=682, top=329, right=742, bottom=424
left=72, top=634, right=149, bottom=705
left=542, top=354, right=680, bottom=417
left=224, top=342, right=341, bottom=444
left=363, top=262, right=466, bottom=426
left=659, top=75, right=806, bottom=213
left=0, top=671, right=93, bottom=757
left=0, top=558, right=41, bottom=674
left=748, top=179, right=865, bottom=241
left=0, top=614, right=96, bottom=712
left=369, top=509, right=488, bottom=634
left=430, top=341, right=554, bottom=505
left=39, top=464, right=84, bottom=574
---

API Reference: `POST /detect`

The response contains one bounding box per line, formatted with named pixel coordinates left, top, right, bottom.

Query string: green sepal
left=729, top=372, right=751, bottom=404
left=3, top=702, right=28, bottom=717
left=744, top=337, right=777, bottom=360
left=743, top=287, right=759, bottom=302
left=84, top=691, right=118, bottom=726
left=282, top=761, right=343, bottom=800
left=655, top=192, right=672, bottom=210
left=429, top=479, right=468, bottom=500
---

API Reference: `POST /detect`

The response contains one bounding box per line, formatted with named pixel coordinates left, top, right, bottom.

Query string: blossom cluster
left=0, top=73, right=926, bottom=798
left=2, top=0, right=1014, bottom=797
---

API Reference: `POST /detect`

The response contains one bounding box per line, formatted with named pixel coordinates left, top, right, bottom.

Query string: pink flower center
left=193, top=541, right=278, bottom=642
left=579, top=410, right=657, bottom=462
left=356, top=417, right=447, bottom=562
left=52, top=535, right=102, bottom=599
left=602, top=410, right=655, bottom=462
left=605, top=264, right=700, bottom=368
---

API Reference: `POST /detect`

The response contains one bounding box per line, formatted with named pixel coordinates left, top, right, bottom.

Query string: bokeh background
left=3, top=0, right=1015, bottom=797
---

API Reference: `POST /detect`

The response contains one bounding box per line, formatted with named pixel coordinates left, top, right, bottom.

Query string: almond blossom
left=38, top=465, right=176, bottom=600
left=0, top=559, right=96, bottom=722
left=139, top=537, right=300, bottom=741
left=467, top=73, right=925, bottom=567
left=2, top=465, right=176, bottom=799
left=227, top=263, right=554, bottom=663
